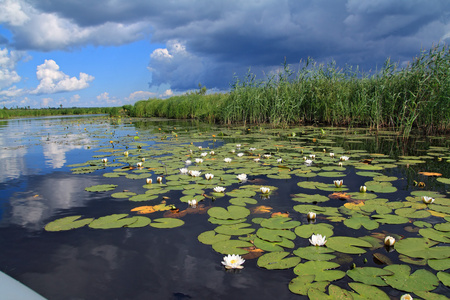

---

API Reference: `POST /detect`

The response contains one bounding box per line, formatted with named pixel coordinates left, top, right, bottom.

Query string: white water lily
left=309, top=154, right=315, bottom=159
left=141, top=157, right=146, bottom=162
left=146, top=178, right=152, bottom=184
left=224, top=158, right=232, bottom=163
left=214, top=186, right=226, bottom=193
left=303, top=156, right=307, bottom=160
left=249, top=147, right=256, bottom=151
left=338, top=162, right=343, bottom=167
left=400, top=294, right=413, bottom=300
left=221, top=254, right=245, bottom=269
left=180, top=168, right=188, bottom=174
left=260, top=186, right=270, bottom=194
left=185, top=160, right=192, bottom=165
left=237, top=173, right=247, bottom=182
left=195, top=158, right=203, bottom=164
left=201, top=152, right=208, bottom=157
left=277, top=158, right=283, bottom=163
left=136, top=162, right=143, bottom=168
left=334, top=180, right=343, bottom=188
left=309, top=234, right=327, bottom=246
left=205, top=173, right=214, bottom=180
left=102, top=158, right=108, bottom=163
left=236, top=144, right=241, bottom=148
left=230, top=149, right=236, bottom=153
left=189, top=170, right=202, bottom=177
left=307, top=212, right=316, bottom=220
left=124, top=151, right=129, bottom=156
left=263, top=154, right=271, bottom=159
left=340, top=156, right=349, bottom=161
left=360, top=186, right=367, bottom=193
left=237, top=152, right=244, bottom=157
left=198, top=146, right=202, bottom=150
left=157, top=176, right=163, bottom=183
left=422, top=196, right=435, bottom=204
left=330, top=153, right=335, bottom=158
left=254, top=158, right=260, bottom=162
left=305, top=159, right=313, bottom=165
left=210, top=151, right=215, bottom=155
left=384, top=236, right=395, bottom=246
left=188, top=199, right=197, bottom=207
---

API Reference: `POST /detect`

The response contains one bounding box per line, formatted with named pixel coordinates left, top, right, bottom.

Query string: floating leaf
left=437, top=271, right=450, bottom=287
left=256, top=228, right=296, bottom=242
left=250, top=205, right=273, bottom=214
left=437, top=177, right=450, bottom=184
left=419, top=228, right=450, bottom=243
left=260, top=217, right=300, bottom=229
left=126, top=216, right=151, bottom=228
left=308, top=285, right=353, bottom=299
left=344, top=214, right=379, bottom=230
left=293, top=261, right=345, bottom=282
left=149, top=218, right=184, bottom=228
left=293, top=246, right=335, bottom=261
left=257, top=251, right=301, bottom=269
left=45, top=216, right=93, bottom=231
left=207, top=205, right=250, bottom=220
left=197, top=230, right=230, bottom=245
left=372, top=214, right=410, bottom=224
left=85, top=184, right=117, bottom=192
left=346, top=267, right=393, bottom=286
left=211, top=239, right=253, bottom=255
left=396, top=238, right=450, bottom=259
left=326, top=236, right=372, bottom=254
left=252, top=237, right=283, bottom=252
left=382, top=264, right=439, bottom=292
left=89, top=214, right=137, bottom=229
left=292, top=193, right=329, bottom=203
left=428, top=258, right=450, bottom=271
left=395, top=208, right=431, bottom=219
left=288, top=275, right=329, bottom=295
left=294, top=223, right=334, bottom=239
left=348, top=282, right=390, bottom=300
left=111, top=191, right=137, bottom=198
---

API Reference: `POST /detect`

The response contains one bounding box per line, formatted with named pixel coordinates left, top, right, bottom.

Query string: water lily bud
left=422, top=196, right=435, bottom=204
left=400, top=294, right=413, bottom=300
left=136, top=162, right=143, bottom=168
left=334, top=180, right=343, bottom=188
left=360, top=186, right=367, bottom=193
left=307, top=212, right=316, bottom=220
left=141, top=157, right=146, bottom=162
left=384, top=236, right=395, bottom=246
left=146, top=178, right=152, bottom=184
left=260, top=187, right=270, bottom=194
left=338, top=162, right=343, bottom=167
left=102, top=158, right=108, bottom=163
left=156, top=176, right=163, bottom=183
left=124, top=151, right=129, bottom=156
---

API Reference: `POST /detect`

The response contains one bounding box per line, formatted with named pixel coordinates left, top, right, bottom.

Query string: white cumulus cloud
left=0, top=47, right=24, bottom=89
left=31, top=59, right=94, bottom=94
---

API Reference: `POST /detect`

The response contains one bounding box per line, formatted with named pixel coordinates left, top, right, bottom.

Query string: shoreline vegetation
left=2, top=46, right=449, bottom=137
left=129, top=45, right=450, bottom=137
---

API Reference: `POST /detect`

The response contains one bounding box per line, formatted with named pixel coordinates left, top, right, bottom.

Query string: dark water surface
left=0, top=116, right=449, bottom=300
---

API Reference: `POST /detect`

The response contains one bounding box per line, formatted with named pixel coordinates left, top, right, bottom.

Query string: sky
left=0, top=0, right=449, bottom=108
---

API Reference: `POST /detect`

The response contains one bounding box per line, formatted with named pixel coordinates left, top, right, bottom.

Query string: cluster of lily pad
left=44, top=121, right=450, bottom=299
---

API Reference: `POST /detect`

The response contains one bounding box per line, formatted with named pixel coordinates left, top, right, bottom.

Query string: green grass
left=0, top=107, right=121, bottom=119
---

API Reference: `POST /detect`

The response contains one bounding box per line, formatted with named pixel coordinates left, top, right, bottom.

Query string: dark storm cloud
left=6, top=0, right=450, bottom=90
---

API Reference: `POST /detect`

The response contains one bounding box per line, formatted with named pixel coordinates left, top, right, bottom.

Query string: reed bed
left=0, top=107, right=120, bottom=119
left=119, top=46, right=450, bottom=136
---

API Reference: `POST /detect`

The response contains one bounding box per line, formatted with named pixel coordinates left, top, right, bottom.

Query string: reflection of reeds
left=133, top=45, right=450, bottom=137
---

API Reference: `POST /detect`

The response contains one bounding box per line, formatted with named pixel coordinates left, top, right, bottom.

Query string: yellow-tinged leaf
left=419, top=172, right=442, bottom=177
left=131, top=206, right=156, bottom=214
left=344, top=202, right=365, bottom=209
left=271, top=212, right=290, bottom=218
left=428, top=210, right=448, bottom=218
left=251, top=205, right=273, bottom=214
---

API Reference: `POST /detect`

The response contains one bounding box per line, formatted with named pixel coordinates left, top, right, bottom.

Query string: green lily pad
left=260, top=217, right=300, bottom=229
left=435, top=223, right=450, bottom=232
left=215, top=223, right=255, bottom=235
left=126, top=216, right=151, bottom=228
left=437, top=177, right=450, bottom=184
left=326, top=236, right=373, bottom=254
left=437, top=271, right=450, bottom=287
left=85, top=184, right=118, bottom=192
left=129, top=194, right=159, bottom=202
left=45, top=216, right=94, bottom=231
left=293, top=261, right=345, bottom=281
left=292, top=193, right=329, bottom=203
left=346, top=267, right=393, bottom=286
left=256, top=228, right=296, bottom=242
left=89, top=214, right=137, bottom=229
left=396, top=238, right=450, bottom=259
left=208, top=205, right=250, bottom=220
left=229, top=197, right=258, bottom=206
left=288, top=275, right=329, bottom=295
left=365, top=181, right=397, bottom=193
left=257, top=251, right=301, bottom=269
left=419, top=228, right=450, bottom=243
left=348, top=282, right=390, bottom=300
left=198, top=230, right=231, bottom=245
left=372, top=214, right=410, bottom=224
left=294, top=223, right=334, bottom=239
left=208, top=217, right=247, bottom=225
left=308, top=285, right=353, bottom=299
left=293, top=246, right=336, bottom=261
left=344, top=215, right=379, bottom=230
left=428, top=258, right=450, bottom=271
left=211, top=239, right=253, bottom=255
left=382, top=264, right=439, bottom=292
left=111, top=191, right=137, bottom=199
left=149, top=218, right=184, bottom=228
left=252, top=237, right=284, bottom=252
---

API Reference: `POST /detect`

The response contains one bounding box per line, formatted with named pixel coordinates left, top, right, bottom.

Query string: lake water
left=0, top=115, right=449, bottom=300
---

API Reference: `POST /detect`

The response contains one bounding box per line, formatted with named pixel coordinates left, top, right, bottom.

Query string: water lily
left=237, top=173, right=247, bottom=182
left=102, top=158, right=108, bottom=163
left=254, top=158, right=260, bottom=162
left=185, top=160, right=192, bottom=165
left=384, top=236, right=395, bottom=246
left=263, top=154, right=271, bottom=159
left=205, top=173, right=214, bottom=180
left=210, top=151, right=215, bottom=155
left=260, top=186, right=270, bottom=194
left=338, top=162, right=343, bottom=167
left=198, top=146, right=202, bottom=150
left=146, top=178, right=152, bottom=184
left=124, top=151, right=129, bottom=156
left=214, top=186, right=225, bottom=193
left=309, top=234, right=327, bottom=246
left=221, top=254, right=245, bottom=269
left=334, top=180, right=343, bottom=188
left=230, top=149, right=236, bottom=153
left=330, top=152, right=335, bottom=158
left=157, top=176, right=163, bottom=183
left=179, top=168, right=188, bottom=174
left=305, top=159, right=313, bottom=165
left=307, top=212, right=316, bottom=220
left=200, top=152, right=208, bottom=157
left=195, top=158, right=203, bottom=164
left=277, top=158, right=283, bottom=163
left=136, top=162, right=143, bottom=168
left=401, top=294, right=413, bottom=300
left=141, top=158, right=146, bottom=162
left=224, top=158, right=232, bottom=163
left=309, top=154, right=315, bottom=159
left=236, top=144, right=241, bottom=148
left=237, top=153, right=244, bottom=157
left=189, top=170, right=202, bottom=177
left=422, top=196, right=435, bottom=204
left=360, top=186, right=367, bottom=193
left=249, top=147, right=256, bottom=151
left=188, top=199, right=197, bottom=207
left=340, top=156, right=349, bottom=161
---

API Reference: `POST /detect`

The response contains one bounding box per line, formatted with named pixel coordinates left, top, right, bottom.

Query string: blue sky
left=1, top=0, right=449, bottom=108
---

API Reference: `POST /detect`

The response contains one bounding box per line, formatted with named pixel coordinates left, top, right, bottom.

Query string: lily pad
left=326, top=236, right=373, bottom=254
left=260, top=217, right=300, bottom=229
left=215, top=223, right=255, bottom=235
left=211, top=239, right=253, bottom=255
left=419, top=228, right=450, bottom=243
left=396, top=238, right=450, bottom=259
left=45, top=216, right=94, bottom=231
left=437, top=271, right=450, bottom=287
left=149, top=218, right=185, bottom=228
left=197, top=230, right=230, bottom=245
left=294, top=223, right=334, bottom=239
left=348, top=282, right=390, bottom=300
left=382, top=264, right=439, bottom=292
left=85, top=184, right=118, bottom=192
left=256, top=228, right=296, bottom=242
left=89, top=214, right=137, bottom=229
left=252, top=237, right=284, bottom=252
left=346, top=267, right=393, bottom=286
left=372, top=214, right=410, bottom=224
left=293, top=246, right=336, bottom=261
left=308, top=285, right=353, bottom=299
left=288, top=275, right=329, bottom=295
left=126, top=216, right=151, bottom=228
left=428, top=258, right=450, bottom=271
left=293, top=261, right=345, bottom=281
left=344, top=214, right=379, bottom=230
left=257, top=251, right=301, bottom=269
left=208, top=205, right=250, bottom=220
